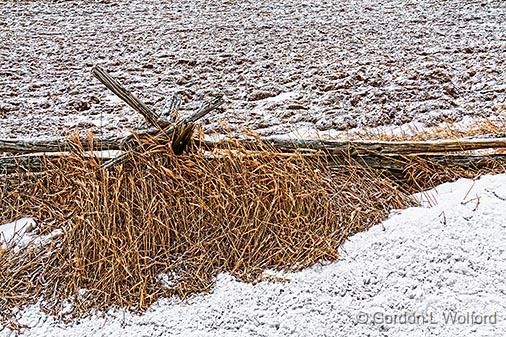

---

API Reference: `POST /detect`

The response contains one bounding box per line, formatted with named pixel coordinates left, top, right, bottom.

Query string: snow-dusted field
left=1, top=0, right=505, bottom=139
left=2, top=1, right=506, bottom=336
left=2, top=174, right=506, bottom=336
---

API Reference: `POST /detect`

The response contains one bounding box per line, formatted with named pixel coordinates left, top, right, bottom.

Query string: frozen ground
left=1, top=1, right=506, bottom=335
left=1, top=0, right=505, bottom=140
left=2, top=174, right=506, bottom=336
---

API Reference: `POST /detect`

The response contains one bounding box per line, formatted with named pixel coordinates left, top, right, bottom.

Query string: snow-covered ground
left=2, top=174, right=505, bottom=336
left=1, top=0, right=505, bottom=140
left=1, top=1, right=506, bottom=335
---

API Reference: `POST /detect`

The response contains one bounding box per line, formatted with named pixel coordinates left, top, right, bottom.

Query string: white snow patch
left=0, top=218, right=37, bottom=251
left=157, top=272, right=179, bottom=290
left=0, top=218, right=64, bottom=253
left=262, top=91, right=299, bottom=104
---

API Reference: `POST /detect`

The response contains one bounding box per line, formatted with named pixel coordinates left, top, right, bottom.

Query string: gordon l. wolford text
left=356, top=311, right=498, bottom=325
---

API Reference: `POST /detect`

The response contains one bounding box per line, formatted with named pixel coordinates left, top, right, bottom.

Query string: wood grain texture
left=91, top=65, right=168, bottom=129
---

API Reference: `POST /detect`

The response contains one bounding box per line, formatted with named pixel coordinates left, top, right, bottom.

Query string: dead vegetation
left=0, top=139, right=413, bottom=320
left=349, top=117, right=506, bottom=142
left=0, top=121, right=505, bottom=322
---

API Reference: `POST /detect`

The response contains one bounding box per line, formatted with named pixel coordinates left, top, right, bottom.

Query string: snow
left=0, top=218, right=37, bottom=251
left=0, top=218, right=64, bottom=253
left=2, top=174, right=506, bottom=336
left=271, top=117, right=489, bottom=141
left=0, top=0, right=505, bottom=139
left=1, top=0, right=505, bottom=335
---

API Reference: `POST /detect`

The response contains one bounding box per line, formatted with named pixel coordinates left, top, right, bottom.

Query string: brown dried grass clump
left=401, top=153, right=506, bottom=191
left=0, top=143, right=411, bottom=319
left=345, top=117, right=506, bottom=192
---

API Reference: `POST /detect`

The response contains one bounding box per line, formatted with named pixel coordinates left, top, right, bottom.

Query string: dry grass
left=399, top=155, right=506, bottom=192
left=0, top=140, right=412, bottom=320
left=349, top=117, right=506, bottom=141
left=1, top=123, right=506, bottom=323
left=343, top=117, right=506, bottom=191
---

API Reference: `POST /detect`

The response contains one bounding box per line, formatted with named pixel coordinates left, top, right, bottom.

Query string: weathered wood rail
left=197, top=137, right=506, bottom=155
left=3, top=136, right=506, bottom=156
left=1, top=136, right=505, bottom=174
left=91, top=65, right=168, bottom=129
left=0, top=136, right=122, bottom=153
